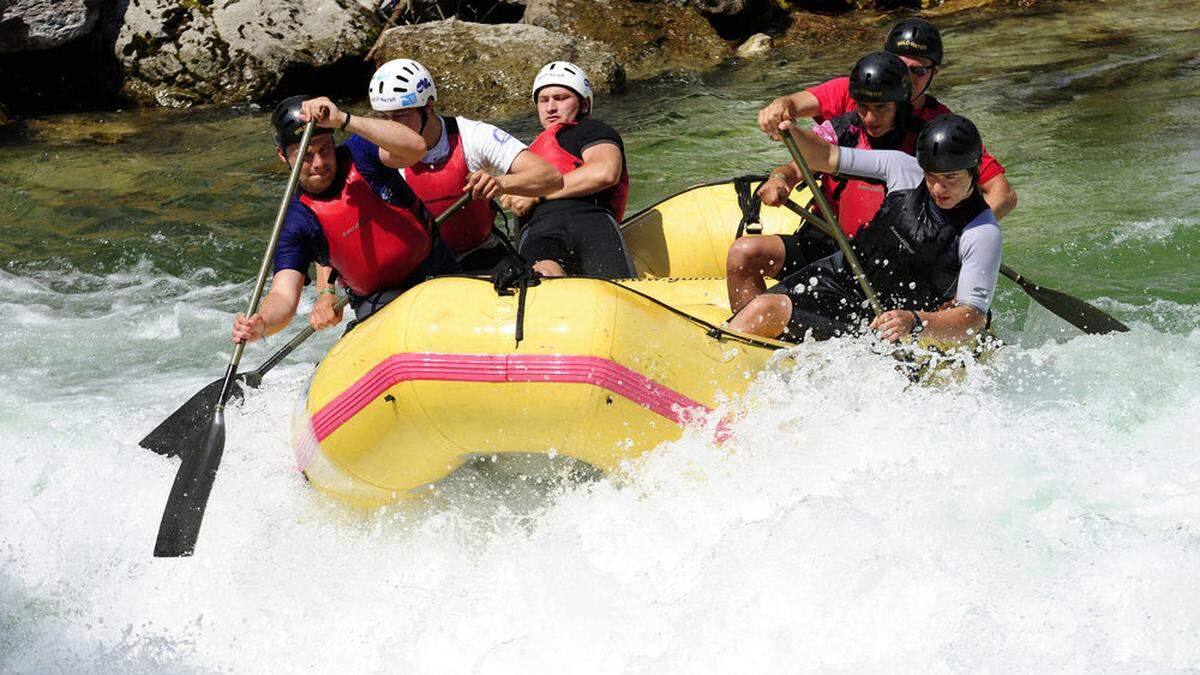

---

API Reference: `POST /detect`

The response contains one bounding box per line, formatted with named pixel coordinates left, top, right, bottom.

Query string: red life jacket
left=299, top=159, right=432, bottom=297
left=820, top=110, right=920, bottom=238
left=403, top=117, right=495, bottom=255
left=529, top=121, right=630, bottom=221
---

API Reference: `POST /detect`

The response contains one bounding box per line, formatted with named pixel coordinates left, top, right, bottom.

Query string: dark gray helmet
left=849, top=52, right=913, bottom=104
left=916, top=114, right=982, bottom=173
left=885, top=18, right=943, bottom=66
left=271, top=95, right=332, bottom=149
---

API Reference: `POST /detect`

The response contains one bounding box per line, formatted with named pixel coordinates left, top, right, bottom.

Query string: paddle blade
left=1011, top=275, right=1130, bottom=335
left=139, top=375, right=250, bottom=457
left=154, top=409, right=227, bottom=557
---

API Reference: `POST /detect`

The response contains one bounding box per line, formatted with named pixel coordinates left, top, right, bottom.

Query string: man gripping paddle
left=232, top=95, right=460, bottom=344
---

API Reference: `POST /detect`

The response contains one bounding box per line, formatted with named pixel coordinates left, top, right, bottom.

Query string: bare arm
left=756, top=162, right=803, bottom=207
left=496, top=150, right=563, bottom=197
left=758, top=91, right=821, bottom=138
left=231, top=270, right=304, bottom=343
left=543, top=142, right=623, bottom=200
left=309, top=264, right=343, bottom=330
left=298, top=96, right=426, bottom=169
left=979, top=174, right=1017, bottom=220
left=871, top=305, right=987, bottom=344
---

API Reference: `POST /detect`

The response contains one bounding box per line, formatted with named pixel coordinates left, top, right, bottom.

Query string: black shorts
left=767, top=252, right=871, bottom=342
left=456, top=235, right=513, bottom=275
left=518, top=207, right=635, bottom=278
left=777, top=227, right=837, bottom=279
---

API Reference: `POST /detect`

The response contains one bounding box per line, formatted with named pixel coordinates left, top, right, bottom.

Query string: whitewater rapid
left=2, top=262, right=1198, bottom=671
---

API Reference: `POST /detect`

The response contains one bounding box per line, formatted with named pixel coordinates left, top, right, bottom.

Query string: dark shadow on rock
left=0, top=0, right=130, bottom=116
left=377, top=0, right=527, bottom=25
left=700, top=0, right=792, bottom=42
left=267, top=54, right=377, bottom=103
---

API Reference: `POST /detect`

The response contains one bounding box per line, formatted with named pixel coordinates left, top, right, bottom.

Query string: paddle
left=779, top=127, right=883, bottom=316
left=779, top=126, right=1127, bottom=336
left=139, top=295, right=350, bottom=457
left=999, top=263, right=1129, bottom=334
left=152, top=187, right=474, bottom=557
left=153, top=118, right=318, bottom=558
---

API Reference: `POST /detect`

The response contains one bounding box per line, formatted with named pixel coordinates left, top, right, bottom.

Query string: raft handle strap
left=732, top=174, right=764, bottom=238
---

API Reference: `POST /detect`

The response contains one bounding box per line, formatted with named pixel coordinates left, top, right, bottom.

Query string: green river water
left=1, top=0, right=1199, bottom=669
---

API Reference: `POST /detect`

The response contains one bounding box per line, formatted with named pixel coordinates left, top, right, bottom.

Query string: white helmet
left=532, top=61, right=594, bottom=113
left=369, top=59, right=437, bottom=112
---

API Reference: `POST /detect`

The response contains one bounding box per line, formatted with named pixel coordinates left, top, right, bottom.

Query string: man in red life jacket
left=231, top=95, right=459, bottom=344
left=500, top=61, right=635, bottom=278
left=726, top=52, right=920, bottom=313
left=367, top=59, right=562, bottom=273
left=757, top=18, right=1016, bottom=217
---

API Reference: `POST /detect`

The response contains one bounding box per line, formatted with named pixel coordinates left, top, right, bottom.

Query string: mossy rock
left=374, top=19, right=625, bottom=120
left=522, top=0, right=729, bottom=80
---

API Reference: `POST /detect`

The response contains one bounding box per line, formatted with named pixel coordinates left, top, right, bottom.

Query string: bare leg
left=727, top=293, right=792, bottom=339
left=533, top=260, right=566, bottom=277
left=725, top=235, right=787, bottom=314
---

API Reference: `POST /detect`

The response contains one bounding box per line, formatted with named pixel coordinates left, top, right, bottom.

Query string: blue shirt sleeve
left=343, top=135, right=423, bottom=209
left=273, top=199, right=326, bottom=283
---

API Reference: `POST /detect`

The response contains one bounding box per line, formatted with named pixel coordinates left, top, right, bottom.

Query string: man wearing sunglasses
left=756, top=18, right=1017, bottom=220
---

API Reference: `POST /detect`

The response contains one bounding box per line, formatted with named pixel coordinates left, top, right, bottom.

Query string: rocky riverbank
left=0, top=0, right=1074, bottom=123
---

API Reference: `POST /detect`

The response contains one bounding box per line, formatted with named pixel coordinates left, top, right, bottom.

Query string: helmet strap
left=913, top=70, right=934, bottom=102
left=418, top=107, right=429, bottom=135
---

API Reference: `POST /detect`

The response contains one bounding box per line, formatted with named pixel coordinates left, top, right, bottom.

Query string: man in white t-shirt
left=367, top=58, right=562, bottom=272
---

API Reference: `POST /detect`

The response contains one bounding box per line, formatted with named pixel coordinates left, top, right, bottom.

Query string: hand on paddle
left=758, top=96, right=795, bottom=140
left=309, top=293, right=344, bottom=330
left=870, top=309, right=918, bottom=343
left=501, top=194, right=538, bottom=218
left=464, top=169, right=502, bottom=201
left=757, top=172, right=793, bottom=206
left=299, top=96, right=348, bottom=130
left=232, top=312, right=268, bottom=344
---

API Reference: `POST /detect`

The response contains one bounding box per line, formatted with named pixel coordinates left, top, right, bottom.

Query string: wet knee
left=727, top=237, right=769, bottom=274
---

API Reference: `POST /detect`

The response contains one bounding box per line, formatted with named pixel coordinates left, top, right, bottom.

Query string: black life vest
left=851, top=185, right=989, bottom=310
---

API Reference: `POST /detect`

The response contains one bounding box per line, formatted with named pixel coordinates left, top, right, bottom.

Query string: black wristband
left=909, top=310, right=924, bottom=336
left=339, top=111, right=352, bottom=131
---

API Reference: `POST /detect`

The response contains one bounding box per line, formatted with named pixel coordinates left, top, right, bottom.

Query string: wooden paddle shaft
left=780, top=129, right=884, bottom=316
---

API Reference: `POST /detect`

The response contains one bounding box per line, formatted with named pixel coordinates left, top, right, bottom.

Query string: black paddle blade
left=1013, top=276, right=1130, bottom=335
left=154, top=409, right=227, bottom=557
left=139, top=374, right=253, bottom=457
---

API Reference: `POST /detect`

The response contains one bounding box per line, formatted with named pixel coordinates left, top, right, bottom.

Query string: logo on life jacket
left=299, top=157, right=432, bottom=296
left=404, top=117, right=497, bottom=254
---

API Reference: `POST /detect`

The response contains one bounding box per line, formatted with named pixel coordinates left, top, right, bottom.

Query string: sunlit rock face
left=373, top=18, right=625, bottom=120
left=111, top=0, right=378, bottom=107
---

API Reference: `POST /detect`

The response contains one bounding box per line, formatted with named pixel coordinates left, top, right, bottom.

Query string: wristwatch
left=909, top=310, right=925, bottom=336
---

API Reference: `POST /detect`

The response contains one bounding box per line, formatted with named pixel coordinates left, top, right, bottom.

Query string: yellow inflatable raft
left=293, top=178, right=811, bottom=506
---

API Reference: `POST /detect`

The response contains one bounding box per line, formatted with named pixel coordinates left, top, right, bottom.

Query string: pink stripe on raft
left=309, top=353, right=713, bottom=442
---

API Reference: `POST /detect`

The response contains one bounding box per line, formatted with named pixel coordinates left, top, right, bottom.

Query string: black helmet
left=885, top=18, right=943, bottom=66
left=271, top=95, right=332, bottom=149
left=916, top=114, right=982, bottom=173
left=848, top=52, right=912, bottom=104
